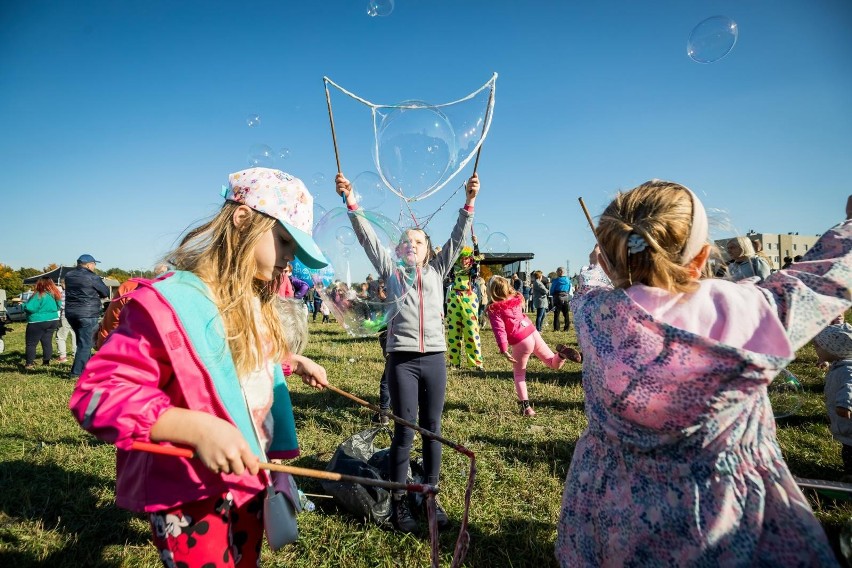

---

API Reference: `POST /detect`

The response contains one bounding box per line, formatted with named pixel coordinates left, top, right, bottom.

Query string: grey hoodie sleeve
left=432, top=208, right=473, bottom=277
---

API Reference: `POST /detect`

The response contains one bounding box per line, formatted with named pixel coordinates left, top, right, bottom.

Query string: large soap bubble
left=376, top=101, right=456, bottom=201
left=312, top=207, right=415, bottom=336
left=768, top=369, right=803, bottom=419
left=484, top=232, right=510, bottom=253
left=248, top=144, right=274, bottom=167
left=366, top=0, right=394, bottom=17
left=352, top=170, right=388, bottom=211
left=688, top=16, right=738, bottom=64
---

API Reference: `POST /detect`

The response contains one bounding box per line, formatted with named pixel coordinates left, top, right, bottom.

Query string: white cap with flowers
left=221, top=167, right=328, bottom=269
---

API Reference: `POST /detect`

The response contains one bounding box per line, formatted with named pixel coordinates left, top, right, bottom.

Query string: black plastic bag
left=321, top=426, right=424, bottom=526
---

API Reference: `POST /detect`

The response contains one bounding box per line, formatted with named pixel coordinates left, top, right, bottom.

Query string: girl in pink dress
left=557, top=184, right=850, bottom=566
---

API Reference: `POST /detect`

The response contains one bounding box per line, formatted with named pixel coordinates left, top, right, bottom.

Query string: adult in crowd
left=531, top=270, right=549, bottom=332
left=96, top=264, right=170, bottom=349
left=24, top=276, right=62, bottom=369
left=522, top=278, right=531, bottom=313
left=65, top=254, right=110, bottom=377
left=781, top=256, right=793, bottom=269
left=277, top=261, right=309, bottom=299
left=549, top=266, right=572, bottom=331
left=512, top=273, right=522, bottom=293
left=752, top=238, right=775, bottom=271
left=725, top=237, right=771, bottom=282
left=55, top=279, right=76, bottom=363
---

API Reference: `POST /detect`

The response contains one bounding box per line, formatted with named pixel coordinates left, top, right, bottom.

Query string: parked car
left=4, top=299, right=28, bottom=322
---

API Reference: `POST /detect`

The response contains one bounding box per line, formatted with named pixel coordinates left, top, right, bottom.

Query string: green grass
left=1, top=315, right=851, bottom=567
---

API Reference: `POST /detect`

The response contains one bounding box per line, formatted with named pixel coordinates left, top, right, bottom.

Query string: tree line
left=0, top=263, right=157, bottom=298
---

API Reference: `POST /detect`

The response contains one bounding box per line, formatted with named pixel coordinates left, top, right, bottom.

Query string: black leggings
left=387, top=351, right=447, bottom=487
left=25, top=320, right=59, bottom=364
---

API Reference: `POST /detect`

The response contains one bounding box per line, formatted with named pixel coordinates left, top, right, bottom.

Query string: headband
left=679, top=187, right=708, bottom=264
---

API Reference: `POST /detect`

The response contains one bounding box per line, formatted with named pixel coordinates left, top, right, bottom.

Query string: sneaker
left=556, top=344, right=583, bottom=363
left=391, top=495, right=418, bottom=533
left=58, top=356, right=68, bottom=363
left=371, top=410, right=390, bottom=426
left=24, top=363, right=35, bottom=370
left=520, top=400, right=536, bottom=417
left=431, top=498, right=450, bottom=530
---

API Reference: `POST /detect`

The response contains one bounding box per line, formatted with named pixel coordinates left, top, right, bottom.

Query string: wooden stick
left=130, top=441, right=436, bottom=494
left=323, top=78, right=342, bottom=174
left=578, top=197, right=597, bottom=234
left=472, top=85, right=495, bottom=175
left=325, top=384, right=474, bottom=459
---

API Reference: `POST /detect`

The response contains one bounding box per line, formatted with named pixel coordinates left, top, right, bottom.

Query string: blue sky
left=2, top=0, right=850, bottom=278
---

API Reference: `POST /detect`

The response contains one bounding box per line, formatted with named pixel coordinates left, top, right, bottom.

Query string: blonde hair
left=597, top=181, right=702, bottom=293
left=487, top=275, right=519, bottom=304
left=276, top=298, right=308, bottom=355
left=167, top=202, right=290, bottom=378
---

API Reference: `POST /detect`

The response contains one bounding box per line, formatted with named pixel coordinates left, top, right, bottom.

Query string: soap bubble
left=312, top=172, right=326, bottom=187
left=278, top=147, right=290, bottom=161
left=473, top=222, right=490, bottom=242
left=484, top=232, right=509, bottom=253
left=376, top=101, right=456, bottom=201
left=352, top=170, right=388, bottom=211
left=366, top=0, right=394, bottom=17
left=246, top=114, right=261, bottom=127
left=768, top=369, right=803, bottom=419
left=688, top=16, right=738, bottom=64
left=247, top=144, right=274, bottom=168
left=312, top=207, right=415, bottom=337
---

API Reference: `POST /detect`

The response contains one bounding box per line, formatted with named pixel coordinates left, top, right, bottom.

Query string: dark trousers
left=535, top=307, right=547, bottom=331
left=68, top=316, right=99, bottom=376
left=378, top=331, right=390, bottom=410
left=25, top=320, right=59, bottom=365
left=387, top=351, right=447, bottom=486
left=842, top=444, right=852, bottom=474
left=553, top=293, right=571, bottom=331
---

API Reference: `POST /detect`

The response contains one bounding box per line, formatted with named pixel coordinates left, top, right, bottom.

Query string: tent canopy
left=23, top=266, right=120, bottom=288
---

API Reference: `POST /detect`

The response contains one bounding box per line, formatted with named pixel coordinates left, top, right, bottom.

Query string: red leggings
left=149, top=491, right=264, bottom=567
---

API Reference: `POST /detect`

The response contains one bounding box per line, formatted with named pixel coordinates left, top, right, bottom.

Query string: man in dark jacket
left=549, top=266, right=572, bottom=332
left=65, top=254, right=109, bottom=377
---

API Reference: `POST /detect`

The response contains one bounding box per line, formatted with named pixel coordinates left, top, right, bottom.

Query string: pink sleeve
left=69, top=301, right=175, bottom=450
left=488, top=309, right=509, bottom=352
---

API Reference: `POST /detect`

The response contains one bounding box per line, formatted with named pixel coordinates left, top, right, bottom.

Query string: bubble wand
left=326, top=383, right=476, bottom=568
left=323, top=77, right=347, bottom=206
left=130, top=440, right=436, bottom=495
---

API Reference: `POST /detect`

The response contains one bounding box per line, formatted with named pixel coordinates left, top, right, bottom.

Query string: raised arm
left=433, top=174, right=478, bottom=275
left=336, top=173, right=397, bottom=278
left=758, top=198, right=851, bottom=351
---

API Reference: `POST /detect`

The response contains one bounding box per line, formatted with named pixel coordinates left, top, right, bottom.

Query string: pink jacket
left=487, top=294, right=536, bottom=353
left=69, top=276, right=298, bottom=512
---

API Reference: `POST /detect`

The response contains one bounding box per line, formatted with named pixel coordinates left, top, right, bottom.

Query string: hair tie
left=627, top=233, right=648, bottom=255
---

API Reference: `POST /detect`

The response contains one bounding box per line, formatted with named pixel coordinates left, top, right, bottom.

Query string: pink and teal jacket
left=486, top=294, right=536, bottom=353
left=69, top=271, right=300, bottom=513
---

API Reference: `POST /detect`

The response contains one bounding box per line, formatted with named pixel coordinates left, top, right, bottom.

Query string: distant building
left=714, top=231, right=820, bottom=267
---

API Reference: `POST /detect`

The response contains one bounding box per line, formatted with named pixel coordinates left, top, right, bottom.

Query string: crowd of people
left=6, top=166, right=850, bottom=566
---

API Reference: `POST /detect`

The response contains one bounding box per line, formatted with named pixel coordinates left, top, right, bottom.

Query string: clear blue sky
left=2, top=0, right=850, bottom=277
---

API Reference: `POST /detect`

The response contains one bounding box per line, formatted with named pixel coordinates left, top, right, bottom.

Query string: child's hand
left=193, top=415, right=260, bottom=476
left=291, top=354, right=328, bottom=390
left=336, top=173, right=356, bottom=207
left=837, top=406, right=852, bottom=419
left=502, top=351, right=517, bottom=363
left=465, top=173, right=479, bottom=205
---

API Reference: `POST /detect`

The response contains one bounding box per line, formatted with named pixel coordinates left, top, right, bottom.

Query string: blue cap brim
left=281, top=222, right=329, bottom=269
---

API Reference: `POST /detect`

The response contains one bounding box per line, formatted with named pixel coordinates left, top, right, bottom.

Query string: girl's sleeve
left=69, top=300, right=175, bottom=450
left=433, top=208, right=474, bottom=276
left=487, top=309, right=509, bottom=352
left=758, top=220, right=852, bottom=351
left=348, top=209, right=397, bottom=278
left=291, top=277, right=309, bottom=299
left=833, top=366, right=852, bottom=411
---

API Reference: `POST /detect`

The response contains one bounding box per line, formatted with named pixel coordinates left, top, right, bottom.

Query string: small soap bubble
left=246, top=114, right=261, bottom=127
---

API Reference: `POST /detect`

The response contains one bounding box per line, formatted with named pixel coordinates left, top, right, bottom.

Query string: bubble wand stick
left=323, top=77, right=347, bottom=205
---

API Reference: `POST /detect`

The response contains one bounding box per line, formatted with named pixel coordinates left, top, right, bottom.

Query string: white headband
left=680, top=188, right=708, bottom=264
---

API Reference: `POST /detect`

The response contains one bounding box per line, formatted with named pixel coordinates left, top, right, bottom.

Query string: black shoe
left=431, top=498, right=450, bottom=530
left=392, top=495, right=418, bottom=533
left=371, top=410, right=390, bottom=425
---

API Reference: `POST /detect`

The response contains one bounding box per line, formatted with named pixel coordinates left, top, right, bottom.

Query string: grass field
left=1, top=313, right=851, bottom=567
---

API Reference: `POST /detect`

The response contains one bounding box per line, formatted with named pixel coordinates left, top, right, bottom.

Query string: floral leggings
left=149, top=491, right=264, bottom=568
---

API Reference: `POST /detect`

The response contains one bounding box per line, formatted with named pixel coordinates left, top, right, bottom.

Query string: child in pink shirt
left=486, top=275, right=581, bottom=416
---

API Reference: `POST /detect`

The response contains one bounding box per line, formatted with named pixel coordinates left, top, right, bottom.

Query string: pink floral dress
left=557, top=220, right=851, bottom=567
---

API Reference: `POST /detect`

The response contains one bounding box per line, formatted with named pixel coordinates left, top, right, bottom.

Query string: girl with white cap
left=70, top=168, right=329, bottom=566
